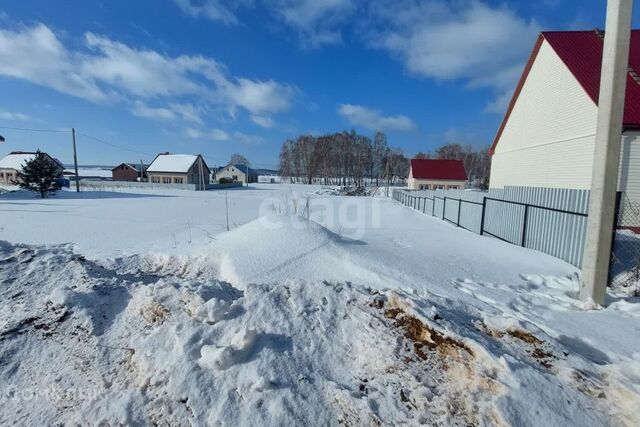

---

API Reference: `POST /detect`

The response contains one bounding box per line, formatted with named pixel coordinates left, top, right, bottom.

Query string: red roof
left=410, top=159, right=467, bottom=181
left=491, top=30, right=640, bottom=155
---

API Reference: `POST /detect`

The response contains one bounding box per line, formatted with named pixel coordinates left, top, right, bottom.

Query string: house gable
left=489, top=38, right=599, bottom=189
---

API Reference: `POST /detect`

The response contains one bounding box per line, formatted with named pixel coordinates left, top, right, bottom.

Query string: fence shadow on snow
left=394, top=186, right=640, bottom=291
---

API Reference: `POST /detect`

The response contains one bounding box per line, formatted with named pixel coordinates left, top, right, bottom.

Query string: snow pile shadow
left=0, top=240, right=635, bottom=426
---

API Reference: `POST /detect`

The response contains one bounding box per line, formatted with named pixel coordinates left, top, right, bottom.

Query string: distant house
left=258, top=175, right=282, bottom=184
left=112, top=163, right=148, bottom=181
left=146, top=153, right=210, bottom=190
left=407, top=159, right=467, bottom=190
left=490, top=30, right=640, bottom=201
left=215, top=164, right=257, bottom=184
left=0, top=151, right=64, bottom=185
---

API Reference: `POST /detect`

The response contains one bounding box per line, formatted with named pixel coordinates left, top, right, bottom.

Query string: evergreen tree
left=15, top=150, right=62, bottom=198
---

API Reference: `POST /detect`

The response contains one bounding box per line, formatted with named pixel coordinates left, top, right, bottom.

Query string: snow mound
left=210, top=215, right=382, bottom=286
left=1, top=240, right=637, bottom=426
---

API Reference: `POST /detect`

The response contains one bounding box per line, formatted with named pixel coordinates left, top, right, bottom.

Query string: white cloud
left=221, top=77, right=296, bottom=115
left=184, top=127, right=263, bottom=144
left=169, top=103, right=203, bottom=124
left=0, top=23, right=296, bottom=124
left=251, top=114, right=275, bottom=128
left=338, top=104, right=415, bottom=131
left=173, top=0, right=354, bottom=48
left=233, top=131, right=264, bottom=144
left=367, top=0, right=539, bottom=112
left=0, top=24, right=107, bottom=102
left=172, top=0, right=244, bottom=25
left=211, top=129, right=232, bottom=141
left=131, top=101, right=176, bottom=120
left=0, top=110, right=30, bottom=121
left=266, top=0, right=355, bottom=47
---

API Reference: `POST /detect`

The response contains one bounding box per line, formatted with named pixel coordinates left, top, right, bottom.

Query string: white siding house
left=489, top=30, right=640, bottom=202
left=215, top=164, right=257, bottom=184
left=146, top=153, right=210, bottom=190
left=0, top=151, right=64, bottom=185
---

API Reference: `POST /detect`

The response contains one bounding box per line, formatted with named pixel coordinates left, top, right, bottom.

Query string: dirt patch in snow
left=383, top=306, right=473, bottom=362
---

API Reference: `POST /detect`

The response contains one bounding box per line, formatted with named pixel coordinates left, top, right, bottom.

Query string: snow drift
left=1, top=238, right=638, bottom=426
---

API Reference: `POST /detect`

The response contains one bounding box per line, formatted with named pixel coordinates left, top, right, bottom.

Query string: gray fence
left=393, top=186, right=590, bottom=267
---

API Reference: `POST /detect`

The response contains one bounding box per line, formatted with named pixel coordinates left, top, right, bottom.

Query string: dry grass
left=140, top=301, right=170, bottom=325
left=383, top=305, right=473, bottom=361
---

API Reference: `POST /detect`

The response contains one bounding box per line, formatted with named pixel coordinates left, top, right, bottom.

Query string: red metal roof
left=410, top=159, right=467, bottom=181
left=491, top=30, right=640, bottom=155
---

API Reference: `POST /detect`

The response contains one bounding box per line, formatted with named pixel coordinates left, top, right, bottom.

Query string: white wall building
left=215, top=164, right=257, bottom=184
left=489, top=30, right=640, bottom=202
left=0, top=151, right=64, bottom=185
left=146, top=153, right=210, bottom=190
left=258, top=175, right=282, bottom=184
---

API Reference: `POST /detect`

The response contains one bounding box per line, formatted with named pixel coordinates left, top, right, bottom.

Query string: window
left=419, top=184, right=430, bottom=190
left=434, top=185, right=444, bottom=190
left=448, top=185, right=459, bottom=190
left=151, top=176, right=160, bottom=183
left=174, top=177, right=183, bottom=184
left=162, top=177, right=172, bottom=184
left=0, top=172, right=4, bottom=179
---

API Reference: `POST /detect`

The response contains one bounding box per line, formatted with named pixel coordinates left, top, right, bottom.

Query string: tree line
left=278, top=130, right=491, bottom=188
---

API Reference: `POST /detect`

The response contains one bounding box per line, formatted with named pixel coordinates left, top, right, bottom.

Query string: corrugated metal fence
left=393, top=186, right=590, bottom=267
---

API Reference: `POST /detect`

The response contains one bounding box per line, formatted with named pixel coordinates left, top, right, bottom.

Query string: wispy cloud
left=184, top=127, right=264, bottom=144
left=173, top=0, right=355, bottom=48
left=0, top=23, right=297, bottom=124
left=366, top=0, right=540, bottom=113
left=265, top=0, right=356, bottom=48
left=338, top=103, right=415, bottom=131
left=131, top=101, right=176, bottom=120
left=172, top=0, right=244, bottom=25
left=250, top=114, right=275, bottom=128
left=0, top=110, right=30, bottom=121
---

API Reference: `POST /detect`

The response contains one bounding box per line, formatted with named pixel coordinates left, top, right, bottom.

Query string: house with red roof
left=490, top=30, right=640, bottom=201
left=407, top=159, right=467, bottom=190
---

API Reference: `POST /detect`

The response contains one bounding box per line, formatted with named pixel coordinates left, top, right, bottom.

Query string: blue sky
left=0, top=0, right=637, bottom=169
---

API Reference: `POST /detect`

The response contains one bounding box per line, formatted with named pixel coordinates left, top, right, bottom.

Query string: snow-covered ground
left=0, top=184, right=639, bottom=426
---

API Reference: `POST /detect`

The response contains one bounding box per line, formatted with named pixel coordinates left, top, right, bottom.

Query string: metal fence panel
left=392, top=186, right=590, bottom=268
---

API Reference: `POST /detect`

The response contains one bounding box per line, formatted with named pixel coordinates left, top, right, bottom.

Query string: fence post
left=521, top=204, right=530, bottom=247
left=457, top=199, right=461, bottom=227
left=607, top=191, right=623, bottom=283
left=432, top=198, right=435, bottom=216
left=480, top=197, right=487, bottom=235
left=443, top=197, right=447, bottom=220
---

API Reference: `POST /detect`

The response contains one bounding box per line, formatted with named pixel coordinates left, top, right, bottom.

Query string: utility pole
left=72, top=127, right=80, bottom=193
left=581, top=0, right=633, bottom=305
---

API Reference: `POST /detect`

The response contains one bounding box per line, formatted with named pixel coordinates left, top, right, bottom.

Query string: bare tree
left=230, top=153, right=251, bottom=166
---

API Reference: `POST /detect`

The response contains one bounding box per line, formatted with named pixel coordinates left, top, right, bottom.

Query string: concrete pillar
left=581, top=0, right=633, bottom=305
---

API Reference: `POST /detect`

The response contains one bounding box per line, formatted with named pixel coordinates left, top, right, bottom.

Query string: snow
left=146, top=154, right=198, bottom=173
left=0, top=153, right=36, bottom=170
left=0, top=183, right=639, bottom=425
left=65, top=167, right=114, bottom=178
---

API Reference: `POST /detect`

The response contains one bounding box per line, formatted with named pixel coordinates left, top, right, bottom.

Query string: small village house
left=490, top=30, right=640, bottom=201
left=258, top=174, right=282, bottom=184
left=146, top=153, right=210, bottom=190
left=112, top=162, right=148, bottom=181
left=407, top=159, right=467, bottom=190
left=215, top=164, right=257, bottom=184
left=0, top=151, right=64, bottom=185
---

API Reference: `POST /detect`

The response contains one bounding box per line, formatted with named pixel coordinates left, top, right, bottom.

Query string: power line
left=0, top=125, right=69, bottom=133
left=75, top=131, right=154, bottom=157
